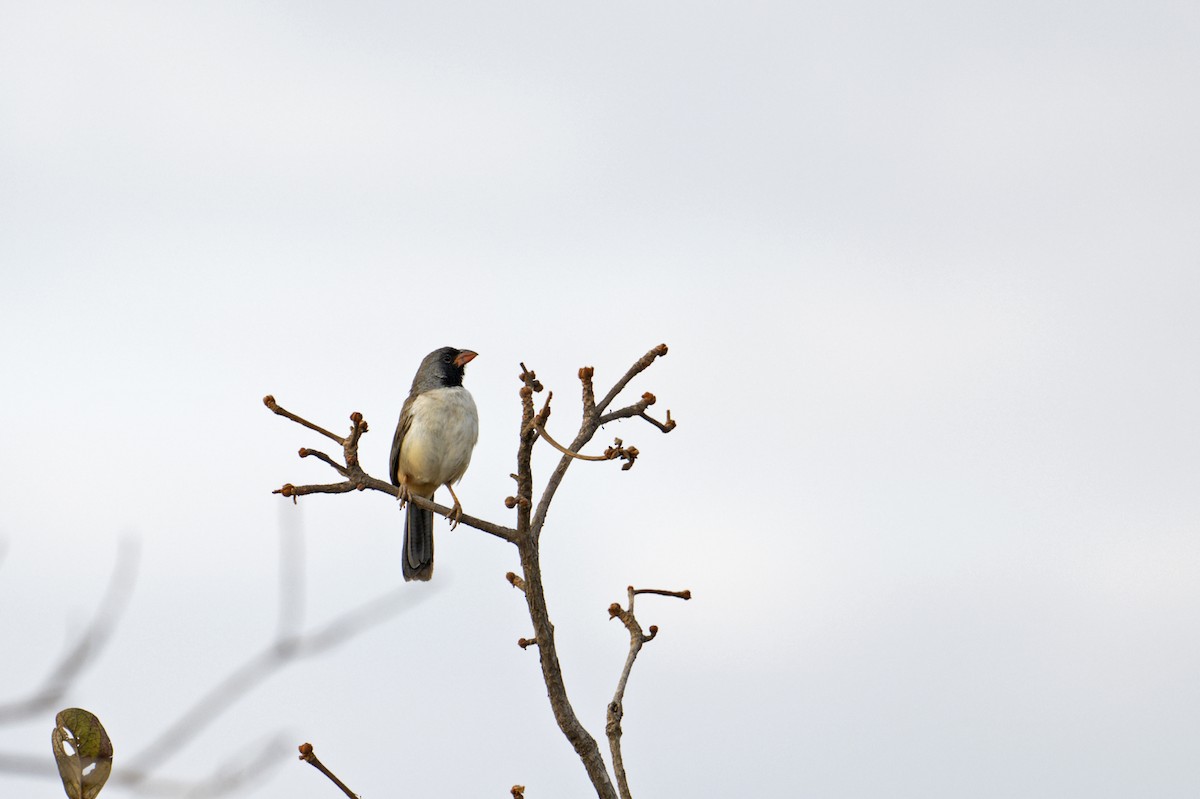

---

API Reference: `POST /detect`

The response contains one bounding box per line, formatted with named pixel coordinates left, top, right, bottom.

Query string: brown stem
left=298, top=743, right=359, bottom=799
left=518, top=538, right=618, bottom=799
left=606, top=586, right=691, bottom=799
left=264, top=395, right=345, bottom=444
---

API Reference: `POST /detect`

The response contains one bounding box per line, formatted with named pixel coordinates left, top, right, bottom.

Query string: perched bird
left=390, top=347, right=479, bottom=581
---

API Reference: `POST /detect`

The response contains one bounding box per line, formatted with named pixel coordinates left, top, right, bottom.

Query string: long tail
left=402, top=499, right=435, bottom=581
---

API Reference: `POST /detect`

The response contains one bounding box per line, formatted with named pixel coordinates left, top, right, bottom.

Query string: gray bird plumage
left=390, top=347, right=479, bottom=581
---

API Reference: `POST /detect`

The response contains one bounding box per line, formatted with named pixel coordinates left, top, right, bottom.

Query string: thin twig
left=299, top=743, right=359, bottom=799
left=533, top=421, right=619, bottom=462
left=264, top=395, right=345, bottom=444
left=632, top=588, right=691, bottom=600
left=299, top=448, right=351, bottom=475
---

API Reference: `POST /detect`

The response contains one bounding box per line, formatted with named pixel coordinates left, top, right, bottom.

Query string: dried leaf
left=52, top=708, right=113, bottom=799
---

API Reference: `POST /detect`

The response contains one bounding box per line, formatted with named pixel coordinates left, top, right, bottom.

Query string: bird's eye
left=442, top=354, right=452, bottom=363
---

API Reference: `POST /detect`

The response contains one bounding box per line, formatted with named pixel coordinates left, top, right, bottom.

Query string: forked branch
left=606, top=586, right=692, bottom=799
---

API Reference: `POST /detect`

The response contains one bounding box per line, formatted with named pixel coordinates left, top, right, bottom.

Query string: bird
left=390, top=346, right=480, bottom=581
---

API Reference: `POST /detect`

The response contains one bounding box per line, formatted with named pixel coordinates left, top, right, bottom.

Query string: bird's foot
left=396, top=485, right=411, bottom=509
left=445, top=483, right=464, bottom=529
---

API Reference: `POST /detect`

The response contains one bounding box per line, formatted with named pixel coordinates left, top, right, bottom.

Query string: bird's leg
left=396, top=483, right=411, bottom=509
left=444, top=483, right=464, bottom=529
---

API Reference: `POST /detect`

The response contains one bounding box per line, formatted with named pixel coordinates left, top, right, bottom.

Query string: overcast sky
left=2, top=2, right=1198, bottom=797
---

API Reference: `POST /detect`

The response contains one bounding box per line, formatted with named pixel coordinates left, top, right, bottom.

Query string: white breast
left=398, top=386, right=479, bottom=491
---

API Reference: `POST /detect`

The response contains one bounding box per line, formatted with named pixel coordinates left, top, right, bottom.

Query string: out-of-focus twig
left=0, top=538, right=140, bottom=723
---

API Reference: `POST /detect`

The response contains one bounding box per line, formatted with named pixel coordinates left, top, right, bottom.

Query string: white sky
left=2, top=1, right=1198, bottom=797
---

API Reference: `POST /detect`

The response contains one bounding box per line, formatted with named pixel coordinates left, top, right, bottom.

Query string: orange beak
left=454, top=350, right=478, bottom=368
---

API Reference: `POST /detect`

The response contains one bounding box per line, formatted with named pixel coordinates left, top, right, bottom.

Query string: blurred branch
left=110, top=733, right=291, bottom=798
left=0, top=538, right=140, bottom=723
left=0, top=520, right=426, bottom=797
left=121, top=580, right=436, bottom=782
left=606, top=586, right=691, bottom=799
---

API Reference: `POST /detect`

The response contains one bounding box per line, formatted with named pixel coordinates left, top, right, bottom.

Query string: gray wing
left=389, top=394, right=417, bottom=487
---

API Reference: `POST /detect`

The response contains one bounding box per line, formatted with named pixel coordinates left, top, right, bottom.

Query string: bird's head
left=414, top=346, right=477, bottom=390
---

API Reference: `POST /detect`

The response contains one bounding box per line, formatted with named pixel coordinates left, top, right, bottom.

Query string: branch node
left=519, top=363, right=543, bottom=392
left=511, top=786, right=526, bottom=799
left=506, top=572, right=527, bottom=593
left=518, top=637, right=539, bottom=650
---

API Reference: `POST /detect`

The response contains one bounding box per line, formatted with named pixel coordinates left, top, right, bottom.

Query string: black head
left=412, top=346, right=477, bottom=392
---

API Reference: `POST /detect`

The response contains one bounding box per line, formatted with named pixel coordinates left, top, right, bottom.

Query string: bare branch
left=264, top=395, right=345, bottom=445
left=606, top=585, right=692, bottom=799
left=594, top=344, right=669, bottom=418
left=531, top=344, right=675, bottom=539
left=533, top=421, right=638, bottom=468
left=632, top=588, right=691, bottom=600
left=299, top=743, right=360, bottom=799
left=299, top=448, right=350, bottom=475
